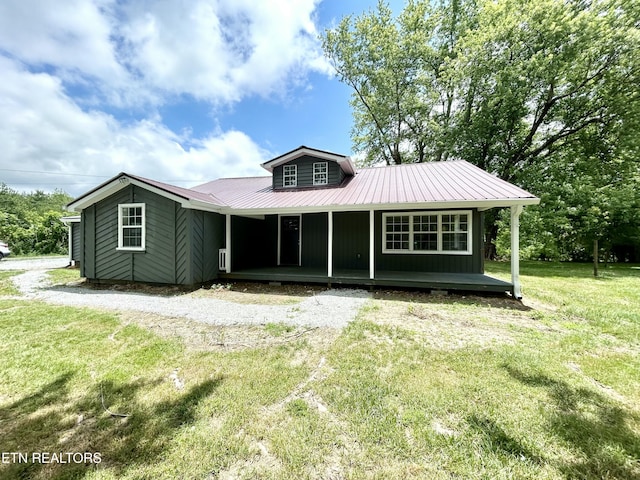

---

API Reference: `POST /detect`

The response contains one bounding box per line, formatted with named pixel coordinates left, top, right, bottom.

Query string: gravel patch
left=0, top=256, right=69, bottom=271
left=9, top=267, right=370, bottom=329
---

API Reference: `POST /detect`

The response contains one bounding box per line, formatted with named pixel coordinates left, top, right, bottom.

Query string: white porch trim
left=225, top=213, right=232, bottom=273
left=369, top=209, right=375, bottom=279
left=510, top=205, right=523, bottom=299
left=328, top=211, right=333, bottom=277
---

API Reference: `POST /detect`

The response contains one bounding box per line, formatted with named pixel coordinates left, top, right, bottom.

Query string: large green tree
left=322, top=0, right=640, bottom=259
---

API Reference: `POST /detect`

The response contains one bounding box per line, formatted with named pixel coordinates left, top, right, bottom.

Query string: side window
left=117, top=203, right=145, bottom=250
left=313, top=162, right=328, bottom=185
left=283, top=165, right=297, bottom=187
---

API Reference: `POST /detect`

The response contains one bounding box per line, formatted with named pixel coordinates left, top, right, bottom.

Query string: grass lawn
left=0, top=262, right=638, bottom=479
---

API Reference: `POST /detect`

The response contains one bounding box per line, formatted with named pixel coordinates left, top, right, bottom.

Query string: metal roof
left=68, top=159, right=538, bottom=214
left=192, top=160, right=539, bottom=213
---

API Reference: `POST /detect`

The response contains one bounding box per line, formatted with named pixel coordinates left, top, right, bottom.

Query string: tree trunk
left=485, top=223, right=499, bottom=260
left=593, top=238, right=598, bottom=277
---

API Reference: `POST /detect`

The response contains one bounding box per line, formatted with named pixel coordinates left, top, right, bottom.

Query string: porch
left=218, top=266, right=514, bottom=295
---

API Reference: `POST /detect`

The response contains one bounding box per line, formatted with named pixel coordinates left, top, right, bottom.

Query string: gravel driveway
left=2, top=257, right=370, bottom=328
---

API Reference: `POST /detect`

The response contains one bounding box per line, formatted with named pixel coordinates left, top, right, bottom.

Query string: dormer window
left=283, top=165, right=297, bottom=187
left=313, top=162, right=328, bottom=186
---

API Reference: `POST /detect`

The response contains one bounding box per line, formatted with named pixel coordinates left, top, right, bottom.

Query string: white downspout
left=510, top=205, right=523, bottom=299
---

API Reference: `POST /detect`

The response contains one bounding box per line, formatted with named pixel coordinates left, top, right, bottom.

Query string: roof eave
left=66, top=174, right=223, bottom=213
left=219, top=197, right=540, bottom=216
left=261, top=146, right=356, bottom=175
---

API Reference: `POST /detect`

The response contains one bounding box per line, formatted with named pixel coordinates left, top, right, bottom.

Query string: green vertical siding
left=374, top=209, right=484, bottom=274
left=203, top=211, right=224, bottom=280
left=71, top=223, right=81, bottom=262
left=273, top=156, right=345, bottom=189
left=80, top=184, right=224, bottom=285
left=301, top=213, right=328, bottom=268
left=333, top=211, right=369, bottom=270
left=81, top=206, right=95, bottom=278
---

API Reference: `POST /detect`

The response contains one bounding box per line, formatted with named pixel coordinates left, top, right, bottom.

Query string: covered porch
left=219, top=206, right=524, bottom=298
left=218, top=266, right=513, bottom=295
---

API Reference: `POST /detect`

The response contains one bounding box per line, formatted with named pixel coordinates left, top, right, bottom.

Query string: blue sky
left=0, top=0, right=402, bottom=197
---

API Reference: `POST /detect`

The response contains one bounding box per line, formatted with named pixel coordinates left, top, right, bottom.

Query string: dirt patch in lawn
left=363, top=290, right=562, bottom=349
left=115, top=310, right=341, bottom=352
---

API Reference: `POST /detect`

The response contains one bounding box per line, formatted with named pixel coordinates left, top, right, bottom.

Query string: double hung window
left=283, top=165, right=297, bottom=187
left=117, top=203, right=145, bottom=250
left=313, top=162, right=328, bottom=185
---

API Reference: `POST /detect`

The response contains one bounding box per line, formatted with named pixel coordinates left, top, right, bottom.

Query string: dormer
left=261, top=146, right=356, bottom=190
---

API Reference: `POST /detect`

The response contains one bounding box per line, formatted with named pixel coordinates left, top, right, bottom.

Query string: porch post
left=510, top=205, right=523, bottom=299
left=327, top=211, right=333, bottom=278
left=369, top=209, right=375, bottom=279
left=225, top=213, right=232, bottom=273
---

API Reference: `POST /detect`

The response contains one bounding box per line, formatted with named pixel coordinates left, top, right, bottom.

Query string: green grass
left=46, top=267, right=82, bottom=285
left=0, top=270, right=21, bottom=296
left=0, top=261, right=638, bottom=479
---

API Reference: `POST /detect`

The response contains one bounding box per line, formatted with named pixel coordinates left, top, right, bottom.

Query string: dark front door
left=280, top=216, right=300, bottom=265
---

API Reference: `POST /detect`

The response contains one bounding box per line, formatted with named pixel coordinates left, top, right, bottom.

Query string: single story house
left=66, top=146, right=539, bottom=298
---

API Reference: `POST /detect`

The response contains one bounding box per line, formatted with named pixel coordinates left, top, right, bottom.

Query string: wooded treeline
left=322, top=0, right=640, bottom=262
left=0, top=184, right=73, bottom=256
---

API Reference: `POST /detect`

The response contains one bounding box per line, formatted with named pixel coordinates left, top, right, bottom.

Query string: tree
left=322, top=0, right=474, bottom=165
left=0, top=184, right=74, bottom=256
left=322, top=0, right=640, bottom=258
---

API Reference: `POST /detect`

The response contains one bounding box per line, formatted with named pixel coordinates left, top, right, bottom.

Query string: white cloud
left=0, top=0, right=126, bottom=85
left=114, top=0, right=331, bottom=103
left=0, top=58, right=269, bottom=196
left=0, top=0, right=331, bottom=106
left=0, top=0, right=334, bottom=196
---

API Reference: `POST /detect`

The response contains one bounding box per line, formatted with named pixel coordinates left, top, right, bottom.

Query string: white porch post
left=225, top=213, right=232, bottom=273
left=510, top=205, right=523, bottom=299
left=328, top=211, right=333, bottom=278
left=369, top=209, right=375, bottom=279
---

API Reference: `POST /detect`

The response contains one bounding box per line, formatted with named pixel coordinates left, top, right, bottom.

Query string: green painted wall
left=333, top=211, right=369, bottom=271
left=80, top=184, right=224, bottom=285
left=71, top=223, right=81, bottom=262
left=273, top=155, right=345, bottom=189
left=301, top=213, right=328, bottom=268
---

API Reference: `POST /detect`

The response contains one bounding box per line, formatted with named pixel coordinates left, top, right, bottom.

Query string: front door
left=280, top=215, right=300, bottom=265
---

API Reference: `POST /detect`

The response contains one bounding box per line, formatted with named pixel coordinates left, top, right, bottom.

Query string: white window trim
left=382, top=210, right=473, bottom=255
left=283, top=164, right=297, bottom=188
left=117, top=203, right=146, bottom=251
left=313, top=162, right=328, bottom=186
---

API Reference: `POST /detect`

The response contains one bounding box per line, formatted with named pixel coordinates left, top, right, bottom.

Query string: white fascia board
left=60, top=215, right=81, bottom=225
left=68, top=176, right=188, bottom=211
left=186, top=199, right=224, bottom=213
left=67, top=177, right=130, bottom=211
left=219, top=197, right=540, bottom=217
left=68, top=176, right=223, bottom=213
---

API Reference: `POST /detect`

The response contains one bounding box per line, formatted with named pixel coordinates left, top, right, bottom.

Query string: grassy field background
left=0, top=262, right=638, bottom=479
